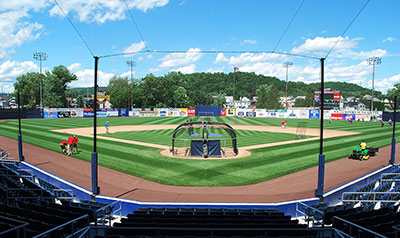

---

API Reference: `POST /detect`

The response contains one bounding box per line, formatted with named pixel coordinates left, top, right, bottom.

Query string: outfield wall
left=42, top=107, right=383, bottom=121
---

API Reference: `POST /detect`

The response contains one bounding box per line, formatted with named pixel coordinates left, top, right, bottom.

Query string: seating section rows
left=103, top=207, right=321, bottom=237
left=0, top=160, right=112, bottom=237
left=333, top=206, right=400, bottom=238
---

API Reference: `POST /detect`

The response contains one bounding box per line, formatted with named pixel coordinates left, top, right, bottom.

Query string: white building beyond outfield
left=44, top=108, right=383, bottom=121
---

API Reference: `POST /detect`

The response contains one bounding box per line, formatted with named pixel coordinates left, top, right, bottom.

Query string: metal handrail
left=381, top=173, right=400, bottom=181
left=332, top=216, right=388, bottom=238
left=0, top=215, right=29, bottom=236
left=95, top=199, right=122, bottom=226
left=33, top=214, right=90, bottom=238
left=296, top=201, right=325, bottom=226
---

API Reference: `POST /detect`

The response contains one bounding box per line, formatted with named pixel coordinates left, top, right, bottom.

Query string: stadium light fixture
left=282, top=62, right=293, bottom=109
left=366, top=56, right=381, bottom=112
left=126, top=61, right=137, bottom=108
left=33, top=52, right=48, bottom=111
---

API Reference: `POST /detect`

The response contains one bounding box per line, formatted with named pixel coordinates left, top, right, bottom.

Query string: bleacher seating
left=104, top=207, right=321, bottom=237
left=0, top=155, right=113, bottom=237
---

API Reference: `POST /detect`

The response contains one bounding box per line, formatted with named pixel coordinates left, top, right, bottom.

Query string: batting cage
left=170, top=121, right=238, bottom=158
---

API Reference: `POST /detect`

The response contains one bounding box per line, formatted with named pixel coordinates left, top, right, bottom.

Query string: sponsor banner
left=179, top=108, right=188, bottom=117
left=331, top=113, right=343, bottom=120
left=118, top=108, right=129, bottom=117
left=309, top=110, right=320, bottom=119
left=139, top=110, right=159, bottom=117
left=276, top=111, right=288, bottom=118
left=297, top=110, right=309, bottom=119
left=107, top=108, right=119, bottom=117
left=168, top=109, right=180, bottom=117
left=287, top=110, right=297, bottom=118
left=44, top=111, right=58, bottom=119
left=130, top=109, right=141, bottom=117
left=44, top=108, right=57, bottom=112
left=266, top=112, right=277, bottom=118
left=276, top=109, right=287, bottom=112
left=237, top=110, right=245, bottom=117
left=83, top=108, right=94, bottom=118
left=227, top=108, right=235, bottom=116
left=69, top=109, right=83, bottom=118
left=58, top=111, right=71, bottom=118
left=220, top=108, right=227, bottom=117
left=97, top=109, right=107, bottom=118
left=159, top=110, right=167, bottom=117
left=355, top=114, right=371, bottom=121
left=187, top=108, right=195, bottom=117
left=343, top=114, right=355, bottom=121
left=255, top=109, right=266, bottom=117
left=334, top=93, right=341, bottom=101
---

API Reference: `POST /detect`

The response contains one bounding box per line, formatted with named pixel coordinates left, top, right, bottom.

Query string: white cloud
left=71, top=69, right=115, bottom=88
left=291, top=36, right=358, bottom=55
left=228, top=52, right=285, bottom=66
left=49, top=0, right=169, bottom=24
left=0, top=10, right=43, bottom=59
left=0, top=60, right=39, bottom=93
left=243, top=39, right=257, bottom=45
left=214, top=53, right=228, bottom=64
left=123, top=41, right=146, bottom=57
left=159, top=48, right=203, bottom=69
left=172, top=64, right=196, bottom=74
left=120, top=71, right=135, bottom=79
left=67, top=63, right=82, bottom=72
left=382, top=37, right=396, bottom=43
left=291, top=36, right=387, bottom=60
left=374, top=73, right=400, bottom=94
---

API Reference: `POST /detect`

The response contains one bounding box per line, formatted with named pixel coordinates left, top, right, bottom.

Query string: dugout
left=170, top=121, right=238, bottom=158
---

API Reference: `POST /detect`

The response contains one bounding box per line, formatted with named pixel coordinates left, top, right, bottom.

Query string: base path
left=1, top=135, right=398, bottom=203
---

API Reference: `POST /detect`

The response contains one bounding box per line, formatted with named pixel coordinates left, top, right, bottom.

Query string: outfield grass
left=100, top=129, right=304, bottom=147
left=0, top=117, right=397, bottom=186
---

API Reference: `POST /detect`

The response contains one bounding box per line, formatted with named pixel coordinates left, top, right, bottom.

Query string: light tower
left=282, top=62, right=293, bottom=109
left=366, top=57, right=381, bottom=112
left=33, top=52, right=48, bottom=111
left=126, top=61, right=137, bottom=108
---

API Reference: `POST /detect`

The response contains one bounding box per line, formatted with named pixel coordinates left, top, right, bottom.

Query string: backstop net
left=170, top=121, right=238, bottom=158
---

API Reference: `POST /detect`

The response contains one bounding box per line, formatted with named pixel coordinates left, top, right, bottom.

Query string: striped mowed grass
left=0, top=117, right=396, bottom=186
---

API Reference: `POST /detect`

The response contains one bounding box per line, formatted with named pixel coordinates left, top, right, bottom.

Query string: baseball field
left=0, top=117, right=396, bottom=186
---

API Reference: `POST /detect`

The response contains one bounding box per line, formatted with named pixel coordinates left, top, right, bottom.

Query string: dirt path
left=53, top=125, right=359, bottom=159
left=1, top=134, right=397, bottom=203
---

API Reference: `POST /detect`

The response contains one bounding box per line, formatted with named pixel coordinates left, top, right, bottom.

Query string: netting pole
left=390, top=95, right=397, bottom=165
left=315, top=58, right=325, bottom=201
left=17, top=92, right=24, bottom=162
left=91, top=56, right=100, bottom=198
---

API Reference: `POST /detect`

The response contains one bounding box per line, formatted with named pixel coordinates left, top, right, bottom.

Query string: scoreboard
left=314, top=91, right=340, bottom=109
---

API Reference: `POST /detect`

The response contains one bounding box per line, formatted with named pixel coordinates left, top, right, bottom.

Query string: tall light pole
left=366, top=57, right=381, bottom=112
left=126, top=61, right=137, bottom=108
left=33, top=52, right=48, bottom=111
left=283, top=62, right=293, bottom=109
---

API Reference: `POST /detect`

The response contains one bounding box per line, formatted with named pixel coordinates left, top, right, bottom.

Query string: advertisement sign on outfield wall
left=179, top=108, right=188, bottom=117
left=309, top=110, right=320, bottom=119
left=237, top=110, right=245, bottom=117
left=227, top=109, right=235, bottom=116
left=44, top=111, right=58, bottom=118
left=220, top=108, right=227, bottom=117
left=256, top=109, right=266, bottom=117
left=118, top=108, right=129, bottom=117
left=331, top=113, right=343, bottom=120
left=343, top=114, right=355, bottom=121
left=355, top=114, right=371, bottom=121
left=168, top=109, right=180, bottom=117
left=187, top=108, right=195, bottom=117
left=83, top=108, right=94, bottom=118
left=97, top=109, right=107, bottom=118
left=139, top=110, right=158, bottom=117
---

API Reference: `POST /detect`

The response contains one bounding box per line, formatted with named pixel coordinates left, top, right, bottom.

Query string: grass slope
left=0, top=117, right=397, bottom=186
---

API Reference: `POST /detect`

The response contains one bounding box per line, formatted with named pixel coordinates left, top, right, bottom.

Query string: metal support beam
left=390, top=95, right=397, bottom=165
left=92, top=56, right=100, bottom=196
left=17, top=93, right=24, bottom=162
left=315, top=58, right=325, bottom=199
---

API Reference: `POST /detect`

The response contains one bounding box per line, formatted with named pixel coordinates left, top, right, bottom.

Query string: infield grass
left=0, top=117, right=397, bottom=186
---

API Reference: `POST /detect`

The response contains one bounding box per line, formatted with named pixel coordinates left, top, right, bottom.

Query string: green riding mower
left=348, top=142, right=379, bottom=161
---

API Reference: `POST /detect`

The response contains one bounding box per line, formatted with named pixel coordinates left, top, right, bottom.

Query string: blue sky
left=0, top=0, right=399, bottom=95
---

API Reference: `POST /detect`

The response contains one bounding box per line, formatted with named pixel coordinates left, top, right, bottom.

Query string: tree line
left=12, top=65, right=393, bottom=109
